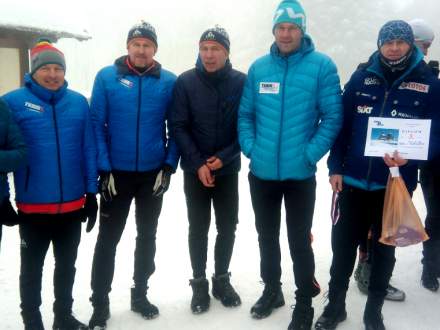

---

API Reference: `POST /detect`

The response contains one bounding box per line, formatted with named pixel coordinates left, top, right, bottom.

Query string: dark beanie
left=127, top=21, right=158, bottom=49
left=377, top=20, right=414, bottom=48
left=199, top=25, right=230, bottom=53
left=30, top=39, right=66, bottom=75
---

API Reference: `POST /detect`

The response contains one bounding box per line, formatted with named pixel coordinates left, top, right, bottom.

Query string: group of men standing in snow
left=0, top=0, right=439, bottom=330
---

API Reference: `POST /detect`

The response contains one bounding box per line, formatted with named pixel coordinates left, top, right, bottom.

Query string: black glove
left=0, top=198, right=19, bottom=226
left=99, top=171, right=117, bottom=202
left=82, top=193, right=98, bottom=233
left=152, top=165, right=173, bottom=197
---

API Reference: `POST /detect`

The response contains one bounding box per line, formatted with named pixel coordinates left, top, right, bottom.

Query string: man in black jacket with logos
left=171, top=26, right=246, bottom=315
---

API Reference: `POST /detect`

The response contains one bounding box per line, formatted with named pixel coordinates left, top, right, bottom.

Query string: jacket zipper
left=51, top=100, right=64, bottom=212
left=365, top=90, right=389, bottom=185
left=277, top=58, right=289, bottom=180
left=136, top=77, right=142, bottom=172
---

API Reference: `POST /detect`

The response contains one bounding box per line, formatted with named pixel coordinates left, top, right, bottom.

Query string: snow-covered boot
left=189, top=277, right=210, bottom=314
left=288, top=302, right=314, bottom=330
left=52, top=313, right=88, bottom=330
left=363, top=296, right=385, bottom=330
left=250, top=283, right=285, bottom=319
left=130, top=287, right=159, bottom=319
left=22, top=310, right=45, bottom=330
left=89, top=296, right=110, bottom=330
left=212, top=273, right=241, bottom=307
left=315, top=291, right=347, bottom=330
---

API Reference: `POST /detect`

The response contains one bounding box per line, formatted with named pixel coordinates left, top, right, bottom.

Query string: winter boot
left=89, top=296, right=110, bottom=330
left=52, top=313, right=88, bottom=330
left=250, top=283, right=285, bottom=319
left=421, top=262, right=439, bottom=292
left=288, top=303, right=314, bottom=330
left=212, top=273, right=241, bottom=307
left=314, top=291, right=347, bottom=330
left=356, top=262, right=405, bottom=301
left=22, top=310, right=45, bottom=330
left=130, top=287, right=159, bottom=319
left=189, top=277, right=210, bottom=314
left=363, top=296, right=385, bottom=330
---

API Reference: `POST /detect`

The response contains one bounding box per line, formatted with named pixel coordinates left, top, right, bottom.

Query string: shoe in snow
left=190, top=277, right=210, bottom=314
left=53, top=314, right=88, bottom=330
left=212, top=273, right=241, bottom=307
left=288, top=303, right=314, bottom=330
left=131, top=287, right=159, bottom=319
left=250, top=283, right=285, bottom=319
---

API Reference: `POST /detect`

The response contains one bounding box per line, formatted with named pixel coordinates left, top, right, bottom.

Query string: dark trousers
left=249, top=172, right=316, bottom=302
left=420, top=164, right=440, bottom=264
left=91, top=171, right=163, bottom=301
left=329, top=186, right=395, bottom=300
left=18, top=211, right=82, bottom=315
left=184, top=172, right=238, bottom=279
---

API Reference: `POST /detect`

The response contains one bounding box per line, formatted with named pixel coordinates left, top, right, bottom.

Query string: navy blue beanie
left=377, top=20, right=414, bottom=48
left=127, top=21, right=157, bottom=49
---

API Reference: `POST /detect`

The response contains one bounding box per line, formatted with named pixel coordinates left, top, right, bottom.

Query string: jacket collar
left=366, top=47, right=425, bottom=88
left=24, top=74, right=67, bottom=104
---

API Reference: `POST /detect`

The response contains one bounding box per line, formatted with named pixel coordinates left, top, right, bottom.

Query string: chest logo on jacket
left=118, top=78, right=134, bottom=88
left=24, top=102, right=44, bottom=113
left=259, top=82, right=280, bottom=94
left=357, top=105, right=373, bottom=114
left=364, top=77, right=380, bottom=86
left=398, top=82, right=430, bottom=93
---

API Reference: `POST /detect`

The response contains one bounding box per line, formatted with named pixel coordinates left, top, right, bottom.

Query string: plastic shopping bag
left=380, top=167, right=429, bottom=247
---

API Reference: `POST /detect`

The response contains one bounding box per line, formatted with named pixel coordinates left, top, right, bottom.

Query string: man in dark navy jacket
left=316, top=21, right=440, bottom=330
left=3, top=40, right=97, bottom=330
left=0, top=99, right=27, bottom=245
left=88, top=21, right=178, bottom=329
left=170, top=26, right=246, bottom=315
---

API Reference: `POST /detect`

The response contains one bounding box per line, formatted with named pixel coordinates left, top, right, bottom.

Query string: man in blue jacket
left=238, top=1, right=343, bottom=329
left=171, top=26, right=246, bottom=315
left=89, top=21, right=178, bottom=329
left=316, top=21, right=440, bottom=330
left=0, top=99, right=27, bottom=245
left=3, top=40, right=98, bottom=330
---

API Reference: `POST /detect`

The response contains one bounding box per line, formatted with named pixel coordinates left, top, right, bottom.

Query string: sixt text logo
left=364, top=78, right=380, bottom=86
left=357, top=105, right=373, bottom=114
left=24, top=102, right=44, bottom=113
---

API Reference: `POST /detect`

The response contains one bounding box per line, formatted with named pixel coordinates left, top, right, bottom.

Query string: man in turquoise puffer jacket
left=238, top=1, right=343, bottom=329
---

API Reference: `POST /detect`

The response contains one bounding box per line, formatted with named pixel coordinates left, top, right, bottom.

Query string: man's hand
left=206, top=156, right=223, bottom=171
left=83, top=193, right=98, bottom=233
left=152, top=165, right=173, bottom=197
left=383, top=151, right=408, bottom=167
left=197, top=164, right=215, bottom=187
left=329, top=174, right=343, bottom=192
left=99, top=171, right=117, bottom=202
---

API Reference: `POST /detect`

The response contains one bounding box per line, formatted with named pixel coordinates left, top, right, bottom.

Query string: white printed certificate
left=364, top=117, right=431, bottom=160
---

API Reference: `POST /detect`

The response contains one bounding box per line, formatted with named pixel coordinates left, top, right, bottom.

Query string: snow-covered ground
left=1, top=160, right=439, bottom=330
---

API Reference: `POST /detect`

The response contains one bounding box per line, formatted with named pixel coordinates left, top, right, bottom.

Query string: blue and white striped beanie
left=273, top=0, right=306, bottom=33
left=377, top=20, right=414, bottom=48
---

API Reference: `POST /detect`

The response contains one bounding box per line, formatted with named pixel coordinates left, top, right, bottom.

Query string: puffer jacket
left=3, top=74, right=97, bottom=212
left=90, top=56, right=178, bottom=173
left=0, top=99, right=27, bottom=204
left=238, top=35, right=343, bottom=180
left=327, top=48, right=440, bottom=192
left=171, top=59, right=246, bottom=175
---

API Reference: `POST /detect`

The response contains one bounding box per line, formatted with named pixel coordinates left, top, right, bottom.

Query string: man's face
left=127, top=38, right=156, bottom=68
left=414, top=40, right=431, bottom=56
left=380, top=39, right=411, bottom=61
left=32, top=64, right=65, bottom=91
left=199, top=42, right=228, bottom=73
left=274, top=23, right=303, bottom=55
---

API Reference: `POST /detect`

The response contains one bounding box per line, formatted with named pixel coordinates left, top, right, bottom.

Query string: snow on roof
left=0, top=5, right=91, bottom=42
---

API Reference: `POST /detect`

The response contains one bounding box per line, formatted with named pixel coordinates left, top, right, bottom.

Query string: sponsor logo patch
left=364, top=77, right=380, bottom=86
left=357, top=105, right=373, bottom=114
left=24, top=101, right=44, bottom=113
left=398, top=82, right=430, bottom=93
left=259, top=82, right=280, bottom=94
left=119, top=78, right=133, bottom=88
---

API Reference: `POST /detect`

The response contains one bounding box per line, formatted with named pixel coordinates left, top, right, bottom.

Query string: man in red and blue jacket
left=3, top=40, right=97, bottom=330
left=88, top=21, right=178, bottom=329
